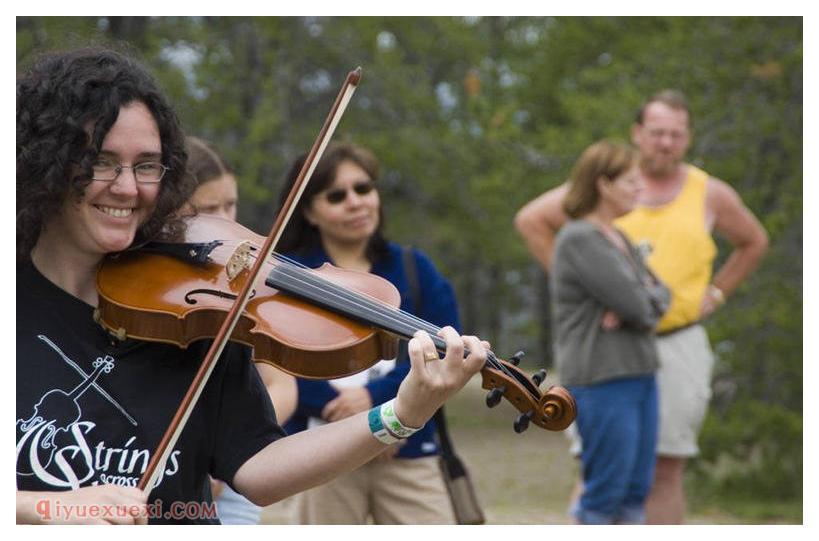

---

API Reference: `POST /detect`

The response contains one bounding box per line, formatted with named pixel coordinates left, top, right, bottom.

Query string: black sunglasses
left=324, top=180, right=376, bottom=204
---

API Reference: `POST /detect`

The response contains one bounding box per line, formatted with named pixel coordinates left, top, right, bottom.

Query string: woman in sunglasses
left=276, top=143, right=462, bottom=524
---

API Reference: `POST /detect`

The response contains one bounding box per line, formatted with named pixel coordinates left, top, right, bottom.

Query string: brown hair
left=185, top=136, right=234, bottom=187
left=635, top=89, right=691, bottom=125
left=562, top=140, right=637, bottom=219
left=276, top=143, right=388, bottom=262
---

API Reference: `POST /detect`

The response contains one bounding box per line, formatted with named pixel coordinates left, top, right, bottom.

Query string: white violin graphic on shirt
left=16, top=336, right=136, bottom=476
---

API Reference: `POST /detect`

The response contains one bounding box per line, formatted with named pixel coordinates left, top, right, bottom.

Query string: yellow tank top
left=615, top=166, right=716, bottom=332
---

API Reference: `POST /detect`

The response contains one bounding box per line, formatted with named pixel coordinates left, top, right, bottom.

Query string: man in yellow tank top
left=514, top=90, right=768, bottom=523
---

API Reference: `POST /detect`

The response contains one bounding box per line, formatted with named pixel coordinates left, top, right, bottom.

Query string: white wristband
left=368, top=403, right=401, bottom=444
left=379, top=398, right=423, bottom=439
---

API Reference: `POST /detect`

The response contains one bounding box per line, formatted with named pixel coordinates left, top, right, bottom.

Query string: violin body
left=98, top=214, right=576, bottom=433
left=97, top=215, right=400, bottom=379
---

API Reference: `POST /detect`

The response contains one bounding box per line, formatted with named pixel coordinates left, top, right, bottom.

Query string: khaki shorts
left=566, top=324, right=715, bottom=458
left=289, top=455, right=454, bottom=524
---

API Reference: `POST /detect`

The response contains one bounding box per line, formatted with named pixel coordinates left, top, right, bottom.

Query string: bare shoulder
left=705, top=175, right=747, bottom=216
left=515, top=182, right=570, bottom=229
left=705, top=175, right=766, bottom=242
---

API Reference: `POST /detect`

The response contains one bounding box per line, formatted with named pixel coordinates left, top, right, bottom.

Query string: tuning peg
left=514, top=410, right=533, bottom=433
left=532, top=368, right=547, bottom=386
left=485, top=386, right=505, bottom=408
left=508, top=350, right=525, bottom=366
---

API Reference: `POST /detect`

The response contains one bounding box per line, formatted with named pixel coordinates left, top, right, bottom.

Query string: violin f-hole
left=184, top=288, right=257, bottom=304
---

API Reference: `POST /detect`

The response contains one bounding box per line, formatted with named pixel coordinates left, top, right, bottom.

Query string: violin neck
left=265, top=261, right=507, bottom=372
left=266, top=262, right=444, bottom=348
left=265, top=261, right=559, bottom=424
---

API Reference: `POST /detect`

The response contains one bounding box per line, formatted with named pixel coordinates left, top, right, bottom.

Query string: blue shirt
left=282, top=241, right=461, bottom=458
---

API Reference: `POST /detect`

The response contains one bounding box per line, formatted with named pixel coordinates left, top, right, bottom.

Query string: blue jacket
left=282, top=241, right=461, bottom=458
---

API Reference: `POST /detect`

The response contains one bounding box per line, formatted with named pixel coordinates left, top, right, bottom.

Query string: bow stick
left=138, top=67, right=363, bottom=492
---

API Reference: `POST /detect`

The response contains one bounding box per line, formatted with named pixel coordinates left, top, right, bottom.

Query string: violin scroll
left=537, top=385, right=576, bottom=432
left=479, top=353, right=576, bottom=433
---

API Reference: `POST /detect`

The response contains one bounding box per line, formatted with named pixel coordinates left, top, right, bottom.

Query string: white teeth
left=96, top=205, right=134, bottom=218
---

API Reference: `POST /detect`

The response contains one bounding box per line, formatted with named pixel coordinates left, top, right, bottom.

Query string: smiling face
left=46, top=101, right=162, bottom=261
left=304, top=159, right=380, bottom=248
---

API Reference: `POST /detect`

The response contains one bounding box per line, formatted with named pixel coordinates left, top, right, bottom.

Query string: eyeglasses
left=324, top=181, right=375, bottom=204
left=91, top=158, right=170, bottom=184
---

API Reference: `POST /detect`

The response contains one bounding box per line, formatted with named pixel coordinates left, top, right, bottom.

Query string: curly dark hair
left=276, top=143, right=388, bottom=263
left=16, top=47, right=194, bottom=260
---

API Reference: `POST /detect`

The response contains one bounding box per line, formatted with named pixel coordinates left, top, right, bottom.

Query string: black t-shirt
left=16, top=261, right=285, bottom=524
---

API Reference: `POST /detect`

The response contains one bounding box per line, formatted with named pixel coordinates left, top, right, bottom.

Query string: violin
left=97, top=214, right=577, bottom=433
left=93, top=67, right=575, bottom=492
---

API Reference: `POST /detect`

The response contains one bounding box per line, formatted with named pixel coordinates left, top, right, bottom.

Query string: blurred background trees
left=16, top=16, right=803, bottom=518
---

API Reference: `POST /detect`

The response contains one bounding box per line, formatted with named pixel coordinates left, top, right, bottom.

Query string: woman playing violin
left=16, top=47, right=488, bottom=524
left=277, top=143, right=461, bottom=524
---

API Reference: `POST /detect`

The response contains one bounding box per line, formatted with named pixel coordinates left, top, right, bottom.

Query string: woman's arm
left=233, top=328, right=487, bottom=506
left=560, top=229, right=665, bottom=330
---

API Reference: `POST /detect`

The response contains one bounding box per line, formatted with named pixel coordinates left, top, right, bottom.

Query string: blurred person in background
left=515, top=90, right=768, bottom=523
left=550, top=140, right=669, bottom=524
left=185, top=135, right=298, bottom=524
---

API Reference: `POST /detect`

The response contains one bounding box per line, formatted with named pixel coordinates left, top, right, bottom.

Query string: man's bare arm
left=514, top=183, right=570, bottom=272
left=708, top=177, right=770, bottom=298
left=233, top=330, right=487, bottom=507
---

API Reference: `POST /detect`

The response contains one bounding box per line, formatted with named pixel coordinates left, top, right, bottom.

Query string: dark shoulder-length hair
left=562, top=140, right=637, bottom=219
left=276, top=142, right=388, bottom=262
left=16, top=46, right=193, bottom=260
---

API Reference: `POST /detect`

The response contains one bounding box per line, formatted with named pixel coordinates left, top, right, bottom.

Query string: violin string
left=211, top=240, right=520, bottom=381
left=266, top=253, right=516, bottom=379
left=274, top=258, right=443, bottom=341
left=247, top=244, right=517, bottom=381
left=208, top=240, right=475, bottom=359
left=271, top=252, right=445, bottom=338
left=227, top=240, right=441, bottom=337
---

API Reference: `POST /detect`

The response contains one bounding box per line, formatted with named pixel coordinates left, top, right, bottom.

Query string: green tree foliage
left=17, top=16, right=803, bottom=516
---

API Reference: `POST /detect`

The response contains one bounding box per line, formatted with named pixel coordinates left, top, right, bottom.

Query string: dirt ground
left=260, top=376, right=575, bottom=524
left=259, top=375, right=762, bottom=525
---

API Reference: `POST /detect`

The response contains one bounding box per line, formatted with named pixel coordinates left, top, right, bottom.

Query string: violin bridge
left=226, top=241, right=254, bottom=281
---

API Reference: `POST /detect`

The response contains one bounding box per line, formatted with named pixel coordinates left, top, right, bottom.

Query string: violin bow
left=138, top=67, right=363, bottom=492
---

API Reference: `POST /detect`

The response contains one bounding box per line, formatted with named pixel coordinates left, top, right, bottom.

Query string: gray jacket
left=550, top=220, right=670, bottom=386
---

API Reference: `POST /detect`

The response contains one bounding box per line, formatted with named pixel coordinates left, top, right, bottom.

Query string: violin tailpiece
left=136, top=240, right=223, bottom=265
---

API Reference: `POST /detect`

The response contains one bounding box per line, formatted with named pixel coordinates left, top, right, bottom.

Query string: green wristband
left=368, top=404, right=400, bottom=444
